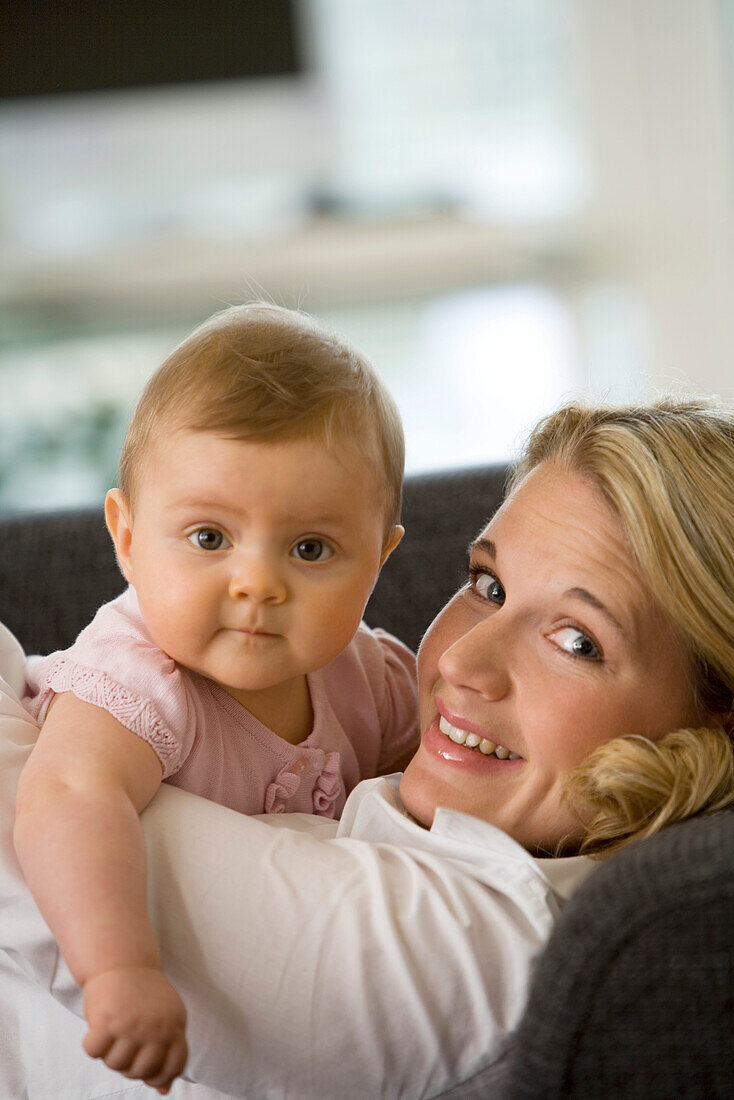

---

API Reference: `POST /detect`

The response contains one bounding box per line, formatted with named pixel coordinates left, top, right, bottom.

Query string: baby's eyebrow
left=164, top=496, right=226, bottom=512
left=164, top=498, right=349, bottom=530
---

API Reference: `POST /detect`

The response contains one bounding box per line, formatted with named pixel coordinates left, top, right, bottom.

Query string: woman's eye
left=188, top=528, right=229, bottom=551
left=291, top=539, right=332, bottom=562
left=550, top=626, right=601, bottom=661
left=470, top=568, right=505, bottom=605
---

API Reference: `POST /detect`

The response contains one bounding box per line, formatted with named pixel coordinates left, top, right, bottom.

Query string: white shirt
left=0, top=621, right=594, bottom=1100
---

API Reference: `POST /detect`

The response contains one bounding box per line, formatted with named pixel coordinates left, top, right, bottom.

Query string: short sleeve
left=351, top=625, right=419, bottom=773
left=23, top=588, right=195, bottom=777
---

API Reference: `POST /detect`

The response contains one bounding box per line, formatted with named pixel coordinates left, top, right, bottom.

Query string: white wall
left=576, top=0, right=733, bottom=396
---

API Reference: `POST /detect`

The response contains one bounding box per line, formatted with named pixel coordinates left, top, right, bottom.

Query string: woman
left=401, top=398, right=734, bottom=857
left=1, top=398, right=733, bottom=1099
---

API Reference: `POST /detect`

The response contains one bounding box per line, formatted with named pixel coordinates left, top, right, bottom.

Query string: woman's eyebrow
left=469, top=537, right=496, bottom=559
left=470, top=537, right=631, bottom=640
left=563, top=586, right=629, bottom=639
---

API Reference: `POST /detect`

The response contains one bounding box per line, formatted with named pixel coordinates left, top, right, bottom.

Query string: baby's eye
left=469, top=566, right=505, bottom=605
left=291, top=538, right=333, bottom=562
left=188, top=528, right=230, bottom=551
left=549, top=626, right=601, bottom=661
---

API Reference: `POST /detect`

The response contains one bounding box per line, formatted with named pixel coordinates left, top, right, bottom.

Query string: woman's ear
left=380, top=525, right=405, bottom=567
left=104, top=489, right=135, bottom=584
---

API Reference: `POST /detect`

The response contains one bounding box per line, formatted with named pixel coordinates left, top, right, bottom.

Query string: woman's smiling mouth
left=438, top=715, right=522, bottom=759
left=432, top=696, right=524, bottom=761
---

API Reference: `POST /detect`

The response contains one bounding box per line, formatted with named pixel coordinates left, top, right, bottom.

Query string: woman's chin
left=398, top=756, right=437, bottom=827
left=399, top=740, right=507, bottom=829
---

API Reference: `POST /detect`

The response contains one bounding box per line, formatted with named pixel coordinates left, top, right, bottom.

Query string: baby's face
left=111, top=429, right=400, bottom=707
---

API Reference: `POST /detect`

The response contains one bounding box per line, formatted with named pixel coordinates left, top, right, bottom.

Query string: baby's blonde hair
left=119, top=303, right=405, bottom=536
left=510, top=398, right=734, bottom=858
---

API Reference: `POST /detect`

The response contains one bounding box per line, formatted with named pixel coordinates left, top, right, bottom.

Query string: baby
left=14, top=304, right=419, bottom=1093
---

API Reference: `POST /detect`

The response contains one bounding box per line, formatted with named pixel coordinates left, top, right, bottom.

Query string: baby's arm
left=13, top=692, right=187, bottom=1094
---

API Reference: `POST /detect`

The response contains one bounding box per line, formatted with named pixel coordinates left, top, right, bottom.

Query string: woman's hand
left=83, top=965, right=188, bottom=1094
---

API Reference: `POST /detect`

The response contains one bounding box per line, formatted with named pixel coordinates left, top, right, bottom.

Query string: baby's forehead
left=142, top=425, right=389, bottom=514
left=151, top=421, right=381, bottom=469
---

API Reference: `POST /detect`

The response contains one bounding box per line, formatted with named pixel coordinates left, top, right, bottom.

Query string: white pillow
left=0, top=620, right=29, bottom=710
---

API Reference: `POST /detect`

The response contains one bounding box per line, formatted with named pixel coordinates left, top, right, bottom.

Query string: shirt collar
left=339, top=775, right=595, bottom=901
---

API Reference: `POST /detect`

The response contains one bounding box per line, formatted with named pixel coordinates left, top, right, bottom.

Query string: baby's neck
left=224, top=675, right=314, bottom=746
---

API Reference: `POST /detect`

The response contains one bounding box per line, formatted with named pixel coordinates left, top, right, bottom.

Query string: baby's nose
left=228, top=554, right=287, bottom=603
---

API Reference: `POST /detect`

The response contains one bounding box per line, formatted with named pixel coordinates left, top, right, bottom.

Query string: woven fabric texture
left=503, top=809, right=734, bottom=1100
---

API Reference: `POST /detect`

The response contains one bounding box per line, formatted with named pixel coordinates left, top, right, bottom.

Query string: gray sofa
left=1, top=465, right=732, bottom=1099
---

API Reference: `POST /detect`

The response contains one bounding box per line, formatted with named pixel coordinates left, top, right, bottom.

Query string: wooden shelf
left=0, top=213, right=584, bottom=324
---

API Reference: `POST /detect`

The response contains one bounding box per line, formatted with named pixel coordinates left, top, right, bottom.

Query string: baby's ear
left=104, top=489, right=135, bottom=583
left=380, top=524, right=405, bottom=567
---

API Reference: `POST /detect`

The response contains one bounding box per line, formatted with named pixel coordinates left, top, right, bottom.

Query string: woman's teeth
left=438, top=716, right=520, bottom=760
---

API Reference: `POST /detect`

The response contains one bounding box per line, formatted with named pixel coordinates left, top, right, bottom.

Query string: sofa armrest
left=0, top=508, right=123, bottom=657
left=502, top=809, right=734, bottom=1099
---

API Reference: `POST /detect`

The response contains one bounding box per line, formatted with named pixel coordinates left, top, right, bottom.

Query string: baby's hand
left=82, top=965, right=188, bottom=1094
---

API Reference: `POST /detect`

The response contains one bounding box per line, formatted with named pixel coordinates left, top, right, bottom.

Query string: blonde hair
left=119, top=303, right=405, bottom=535
left=511, top=398, right=734, bottom=858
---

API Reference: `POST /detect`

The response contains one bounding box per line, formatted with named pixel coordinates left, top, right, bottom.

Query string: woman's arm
left=13, top=693, right=187, bottom=1093
left=139, top=784, right=549, bottom=1100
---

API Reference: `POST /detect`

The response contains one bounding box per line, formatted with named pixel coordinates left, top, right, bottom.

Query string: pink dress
left=23, top=588, right=419, bottom=819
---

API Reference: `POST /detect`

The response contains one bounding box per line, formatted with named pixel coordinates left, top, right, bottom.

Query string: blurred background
left=1, top=0, right=732, bottom=514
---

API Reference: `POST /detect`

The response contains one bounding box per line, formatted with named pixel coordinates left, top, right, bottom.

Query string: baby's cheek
left=317, top=605, right=362, bottom=657
left=140, top=599, right=199, bottom=662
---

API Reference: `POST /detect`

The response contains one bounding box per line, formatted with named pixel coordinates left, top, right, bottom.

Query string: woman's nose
left=437, top=617, right=511, bottom=701
left=228, top=553, right=287, bottom=604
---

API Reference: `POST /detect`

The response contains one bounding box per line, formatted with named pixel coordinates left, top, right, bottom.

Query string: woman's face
left=400, top=462, right=700, bottom=853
